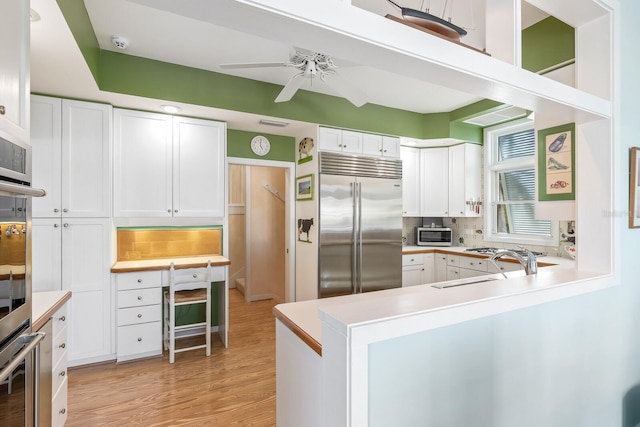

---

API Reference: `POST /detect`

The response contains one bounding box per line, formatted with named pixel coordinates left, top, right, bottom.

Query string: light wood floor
left=66, top=289, right=277, bottom=426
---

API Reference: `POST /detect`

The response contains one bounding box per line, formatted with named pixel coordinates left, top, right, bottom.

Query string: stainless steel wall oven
left=0, top=135, right=46, bottom=426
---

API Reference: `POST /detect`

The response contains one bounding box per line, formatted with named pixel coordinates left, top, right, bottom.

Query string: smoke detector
left=111, top=36, right=129, bottom=50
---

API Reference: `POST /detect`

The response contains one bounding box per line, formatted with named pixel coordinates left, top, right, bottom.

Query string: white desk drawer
left=116, top=270, right=162, bottom=291
left=118, top=288, right=161, bottom=308
left=118, top=305, right=162, bottom=326
left=117, top=322, right=162, bottom=358
left=447, top=255, right=460, bottom=266
left=402, top=254, right=424, bottom=266
left=52, top=377, right=68, bottom=427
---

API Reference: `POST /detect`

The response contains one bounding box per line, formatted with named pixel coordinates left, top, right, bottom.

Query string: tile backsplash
left=402, top=217, right=576, bottom=259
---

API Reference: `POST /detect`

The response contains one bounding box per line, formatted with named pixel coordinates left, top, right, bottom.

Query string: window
left=484, top=119, right=558, bottom=246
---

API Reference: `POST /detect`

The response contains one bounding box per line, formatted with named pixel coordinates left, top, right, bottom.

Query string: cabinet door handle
left=59, top=343, right=66, bottom=349
left=174, top=210, right=178, bottom=213
left=137, top=337, right=142, bottom=342
left=137, top=296, right=143, bottom=301
left=59, top=316, right=65, bottom=322
left=54, top=223, right=59, bottom=228
left=54, top=208, right=59, bottom=213
left=167, top=209, right=171, bottom=213
left=59, top=409, right=66, bottom=415
left=137, top=314, right=142, bottom=318
left=137, top=279, right=142, bottom=283
left=59, top=370, right=66, bottom=377
left=63, top=208, right=68, bottom=213
left=63, top=223, right=69, bottom=228
left=0, top=105, right=5, bottom=115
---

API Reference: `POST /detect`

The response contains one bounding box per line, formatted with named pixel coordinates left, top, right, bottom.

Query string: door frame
left=227, top=157, right=296, bottom=303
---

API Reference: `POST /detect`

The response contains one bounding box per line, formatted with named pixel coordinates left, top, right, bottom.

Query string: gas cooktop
left=465, top=247, right=546, bottom=258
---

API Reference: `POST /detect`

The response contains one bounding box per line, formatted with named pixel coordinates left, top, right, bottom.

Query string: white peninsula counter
left=273, top=250, right=601, bottom=427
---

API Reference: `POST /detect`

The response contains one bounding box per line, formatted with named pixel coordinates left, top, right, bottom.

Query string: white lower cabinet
left=37, top=302, right=69, bottom=427
left=32, top=218, right=112, bottom=366
left=115, top=271, right=163, bottom=362
left=434, top=253, right=448, bottom=282
left=402, top=253, right=435, bottom=286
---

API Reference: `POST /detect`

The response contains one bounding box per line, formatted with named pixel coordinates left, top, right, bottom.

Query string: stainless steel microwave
left=416, top=227, right=453, bottom=246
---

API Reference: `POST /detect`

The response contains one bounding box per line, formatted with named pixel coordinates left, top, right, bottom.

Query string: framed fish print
left=538, top=123, right=575, bottom=201
left=629, top=147, right=640, bottom=228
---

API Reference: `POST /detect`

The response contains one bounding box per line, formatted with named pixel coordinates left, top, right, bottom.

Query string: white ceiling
left=29, top=0, right=548, bottom=136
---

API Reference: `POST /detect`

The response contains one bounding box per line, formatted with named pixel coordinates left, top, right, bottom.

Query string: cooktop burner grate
left=465, top=247, right=546, bottom=257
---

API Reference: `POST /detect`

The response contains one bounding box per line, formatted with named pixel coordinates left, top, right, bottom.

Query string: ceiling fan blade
left=220, top=62, right=287, bottom=69
left=275, top=73, right=306, bottom=103
left=324, top=73, right=368, bottom=107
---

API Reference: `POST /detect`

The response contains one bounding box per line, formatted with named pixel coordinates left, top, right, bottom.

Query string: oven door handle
left=0, top=181, right=46, bottom=198
left=0, top=332, right=45, bottom=382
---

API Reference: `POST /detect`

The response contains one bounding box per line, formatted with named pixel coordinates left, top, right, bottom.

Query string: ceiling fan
left=220, top=48, right=367, bottom=107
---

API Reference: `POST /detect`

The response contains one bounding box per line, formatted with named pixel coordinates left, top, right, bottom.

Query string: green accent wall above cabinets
left=227, top=130, right=295, bottom=162
left=522, top=17, right=575, bottom=73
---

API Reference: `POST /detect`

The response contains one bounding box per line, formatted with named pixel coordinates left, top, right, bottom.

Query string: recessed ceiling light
left=259, top=119, right=289, bottom=127
left=30, top=9, right=41, bottom=22
left=160, top=105, right=181, bottom=114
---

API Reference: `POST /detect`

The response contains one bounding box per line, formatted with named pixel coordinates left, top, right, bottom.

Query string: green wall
left=227, top=129, right=295, bottom=162
left=522, top=16, right=575, bottom=72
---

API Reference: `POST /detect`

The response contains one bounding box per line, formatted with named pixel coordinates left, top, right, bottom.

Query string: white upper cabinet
left=113, top=109, right=226, bottom=219
left=113, top=109, right=172, bottom=218
left=420, top=147, right=450, bottom=217
left=0, top=0, right=29, bottom=144
left=448, top=143, right=482, bottom=217
left=172, top=116, right=226, bottom=218
left=363, top=134, right=401, bottom=158
left=400, top=146, right=420, bottom=216
left=319, top=127, right=398, bottom=158
left=31, top=96, right=112, bottom=218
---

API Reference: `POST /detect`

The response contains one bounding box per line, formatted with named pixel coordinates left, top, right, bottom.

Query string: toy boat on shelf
left=385, top=0, right=467, bottom=41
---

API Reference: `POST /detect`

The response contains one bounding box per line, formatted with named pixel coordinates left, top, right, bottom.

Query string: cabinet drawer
left=116, top=270, right=162, bottom=291
left=52, top=325, right=67, bottom=368
left=52, top=377, right=68, bottom=427
left=402, top=254, right=424, bottom=266
left=117, top=322, right=162, bottom=358
left=447, top=255, right=459, bottom=266
left=118, top=288, right=161, bottom=308
left=118, top=305, right=162, bottom=326
left=51, top=303, right=68, bottom=337
left=446, top=266, right=460, bottom=280
left=52, top=351, right=68, bottom=397
left=459, top=256, right=488, bottom=272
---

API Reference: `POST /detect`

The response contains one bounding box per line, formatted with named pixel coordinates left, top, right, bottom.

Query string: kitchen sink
left=431, top=276, right=498, bottom=289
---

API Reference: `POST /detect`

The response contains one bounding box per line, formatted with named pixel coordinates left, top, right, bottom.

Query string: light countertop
left=111, top=255, right=230, bottom=273
left=274, top=247, right=578, bottom=355
left=32, top=290, right=72, bottom=331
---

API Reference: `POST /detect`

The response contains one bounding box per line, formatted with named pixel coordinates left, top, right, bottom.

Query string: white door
left=434, top=253, right=448, bottom=282
left=113, top=109, right=173, bottom=217
left=341, top=130, right=363, bottom=154
left=382, top=136, right=401, bottom=158
left=318, top=127, right=343, bottom=152
left=31, top=96, right=62, bottom=218
left=402, top=266, right=423, bottom=287
left=362, top=133, right=383, bottom=157
left=420, top=147, right=449, bottom=216
left=62, top=100, right=112, bottom=218
left=61, top=218, right=112, bottom=364
left=172, top=116, right=226, bottom=218
left=31, top=218, right=62, bottom=293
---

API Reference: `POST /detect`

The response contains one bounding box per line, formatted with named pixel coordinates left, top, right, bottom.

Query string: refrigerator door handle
left=357, top=182, right=363, bottom=294
left=351, top=182, right=358, bottom=294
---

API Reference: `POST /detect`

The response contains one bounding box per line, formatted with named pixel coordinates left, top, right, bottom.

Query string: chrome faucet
left=489, top=248, right=538, bottom=278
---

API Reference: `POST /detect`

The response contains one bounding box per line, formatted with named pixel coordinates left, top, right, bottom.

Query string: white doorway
left=227, top=157, right=295, bottom=303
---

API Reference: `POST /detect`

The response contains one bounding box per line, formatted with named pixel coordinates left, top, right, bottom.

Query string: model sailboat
left=385, top=0, right=467, bottom=41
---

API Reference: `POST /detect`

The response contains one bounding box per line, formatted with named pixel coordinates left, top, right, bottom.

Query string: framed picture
left=296, top=174, right=314, bottom=201
left=538, top=123, right=575, bottom=201
left=629, top=147, right=640, bottom=228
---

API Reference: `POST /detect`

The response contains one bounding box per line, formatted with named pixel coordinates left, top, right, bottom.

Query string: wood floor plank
left=65, top=290, right=277, bottom=426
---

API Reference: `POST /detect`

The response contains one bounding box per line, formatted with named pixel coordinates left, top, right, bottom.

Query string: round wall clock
left=251, top=135, right=271, bottom=156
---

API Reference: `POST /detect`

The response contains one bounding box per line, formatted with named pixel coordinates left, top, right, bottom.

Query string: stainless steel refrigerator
left=318, top=151, right=403, bottom=298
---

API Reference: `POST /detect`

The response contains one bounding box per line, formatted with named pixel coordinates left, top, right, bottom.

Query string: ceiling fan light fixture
left=259, top=119, right=289, bottom=127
